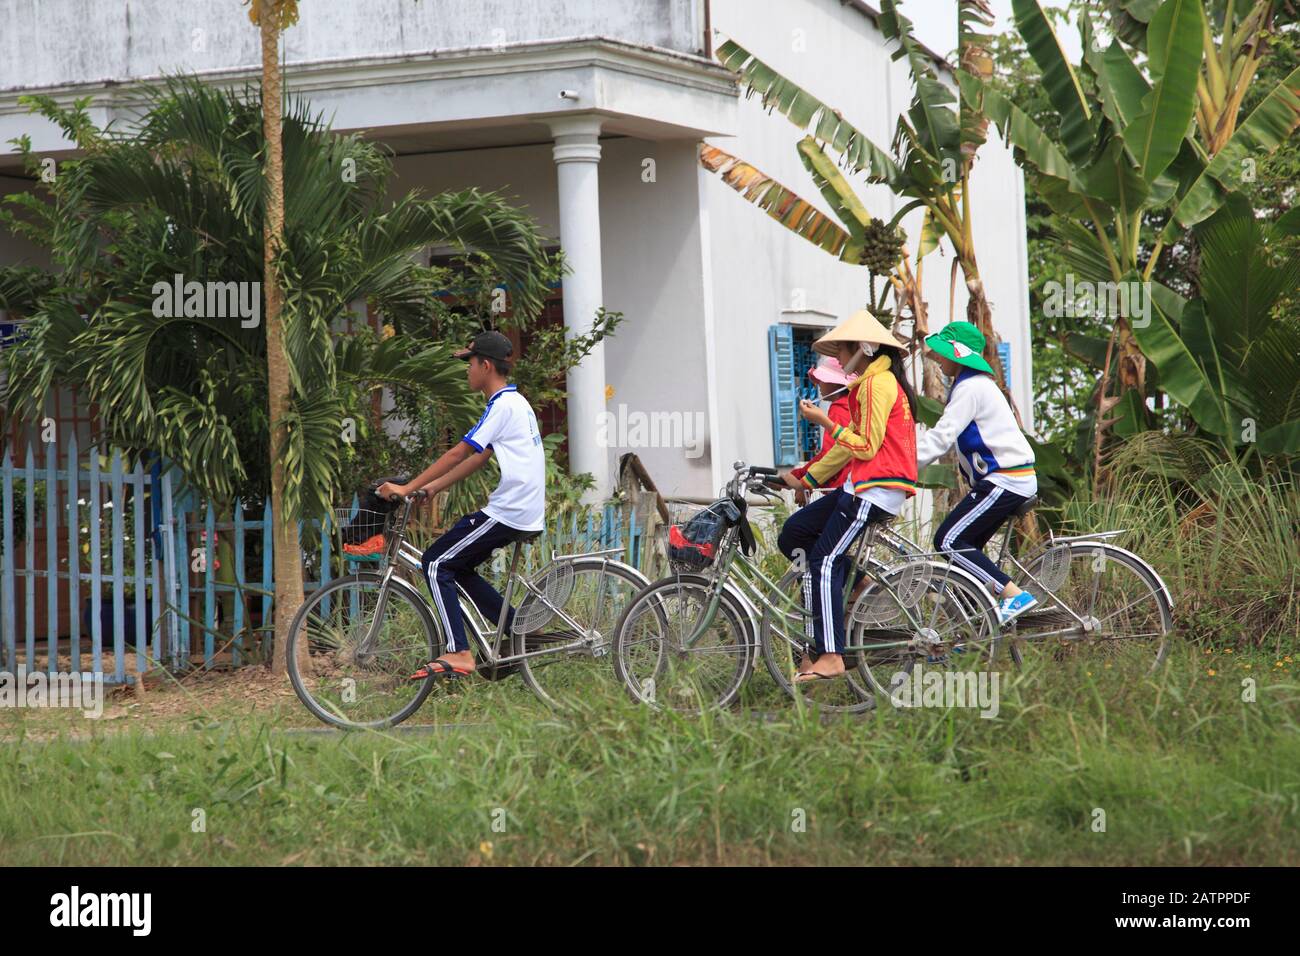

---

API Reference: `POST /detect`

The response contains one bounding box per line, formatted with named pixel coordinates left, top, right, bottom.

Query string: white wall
left=0, top=0, right=706, bottom=91
left=387, top=136, right=713, bottom=498
left=598, top=137, right=714, bottom=498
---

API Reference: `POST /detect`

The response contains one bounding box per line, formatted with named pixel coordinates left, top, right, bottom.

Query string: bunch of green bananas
left=859, top=218, right=904, bottom=273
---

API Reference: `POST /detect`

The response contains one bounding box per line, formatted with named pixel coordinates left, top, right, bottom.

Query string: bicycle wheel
left=612, top=573, right=754, bottom=713
left=517, top=557, right=649, bottom=710
left=759, top=567, right=875, bottom=713
left=1008, top=542, right=1173, bottom=673
left=851, top=561, right=1000, bottom=700
left=287, top=572, right=442, bottom=729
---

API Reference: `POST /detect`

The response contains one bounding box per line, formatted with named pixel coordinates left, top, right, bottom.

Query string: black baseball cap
left=454, top=330, right=514, bottom=362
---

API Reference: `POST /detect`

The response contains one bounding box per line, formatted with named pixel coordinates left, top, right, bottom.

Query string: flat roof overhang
left=0, top=36, right=740, bottom=173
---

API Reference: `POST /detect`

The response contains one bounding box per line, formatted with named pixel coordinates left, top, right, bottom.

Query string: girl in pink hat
left=787, top=357, right=854, bottom=502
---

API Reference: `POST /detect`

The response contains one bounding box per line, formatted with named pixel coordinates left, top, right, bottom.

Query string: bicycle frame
left=367, top=499, right=637, bottom=667
left=881, top=508, right=1172, bottom=641
left=678, top=512, right=950, bottom=657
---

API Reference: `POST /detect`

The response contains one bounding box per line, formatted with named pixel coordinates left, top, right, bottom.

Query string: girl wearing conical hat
left=777, top=310, right=919, bottom=683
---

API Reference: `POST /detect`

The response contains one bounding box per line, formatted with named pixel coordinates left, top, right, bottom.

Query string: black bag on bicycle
left=668, top=504, right=729, bottom=571
left=340, top=475, right=410, bottom=545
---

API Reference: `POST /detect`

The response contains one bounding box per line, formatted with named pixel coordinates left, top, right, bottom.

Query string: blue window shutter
left=768, top=324, right=798, bottom=466
left=997, top=341, right=1011, bottom=389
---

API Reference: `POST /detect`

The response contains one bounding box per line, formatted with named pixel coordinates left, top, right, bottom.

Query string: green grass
left=2, top=644, right=1298, bottom=866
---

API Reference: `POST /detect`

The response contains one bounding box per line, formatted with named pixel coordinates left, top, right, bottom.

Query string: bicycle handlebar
left=388, top=489, right=430, bottom=503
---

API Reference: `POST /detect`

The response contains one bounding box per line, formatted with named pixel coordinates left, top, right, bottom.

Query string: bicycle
left=286, top=491, right=651, bottom=729
left=611, top=462, right=1000, bottom=713
left=835, top=494, right=1175, bottom=695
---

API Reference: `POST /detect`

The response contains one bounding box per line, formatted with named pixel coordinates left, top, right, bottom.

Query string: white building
left=0, top=0, right=1032, bottom=502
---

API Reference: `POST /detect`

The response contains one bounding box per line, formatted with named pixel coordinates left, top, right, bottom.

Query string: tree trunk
left=260, top=13, right=305, bottom=676
left=963, top=273, right=1025, bottom=431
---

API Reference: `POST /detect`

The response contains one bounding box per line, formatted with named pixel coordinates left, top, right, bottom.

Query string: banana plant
left=705, top=0, right=1025, bottom=417
left=1133, top=196, right=1300, bottom=458
left=1107, top=0, right=1294, bottom=155
left=965, top=0, right=1300, bottom=476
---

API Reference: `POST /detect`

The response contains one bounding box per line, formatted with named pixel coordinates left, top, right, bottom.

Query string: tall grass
left=1062, top=434, right=1300, bottom=651
left=2, top=646, right=1297, bottom=866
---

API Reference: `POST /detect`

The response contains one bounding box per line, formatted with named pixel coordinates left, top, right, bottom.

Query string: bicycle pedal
left=477, top=662, right=521, bottom=682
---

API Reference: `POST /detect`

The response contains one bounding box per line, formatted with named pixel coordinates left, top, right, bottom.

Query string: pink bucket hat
left=808, top=356, right=851, bottom=387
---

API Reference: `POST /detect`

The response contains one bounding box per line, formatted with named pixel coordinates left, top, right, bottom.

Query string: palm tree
left=968, top=0, right=1300, bottom=479
left=0, top=79, right=550, bottom=666
left=249, top=0, right=302, bottom=673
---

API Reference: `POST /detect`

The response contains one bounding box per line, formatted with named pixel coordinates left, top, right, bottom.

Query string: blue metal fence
left=0, top=442, right=651, bottom=683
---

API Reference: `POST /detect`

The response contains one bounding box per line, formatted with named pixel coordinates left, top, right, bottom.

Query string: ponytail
left=878, top=345, right=919, bottom=419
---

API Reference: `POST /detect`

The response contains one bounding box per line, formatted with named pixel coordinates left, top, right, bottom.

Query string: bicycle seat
left=1013, top=495, right=1039, bottom=518
left=516, top=529, right=544, bottom=544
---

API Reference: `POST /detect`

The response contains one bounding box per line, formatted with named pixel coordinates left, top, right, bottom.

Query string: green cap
left=924, top=320, right=995, bottom=375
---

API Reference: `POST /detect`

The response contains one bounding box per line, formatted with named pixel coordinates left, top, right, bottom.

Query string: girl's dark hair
left=877, top=344, right=919, bottom=418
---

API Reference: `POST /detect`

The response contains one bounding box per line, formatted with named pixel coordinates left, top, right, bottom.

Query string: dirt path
left=1, top=666, right=317, bottom=741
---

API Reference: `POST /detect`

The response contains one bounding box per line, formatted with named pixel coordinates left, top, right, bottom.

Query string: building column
left=548, top=115, right=609, bottom=501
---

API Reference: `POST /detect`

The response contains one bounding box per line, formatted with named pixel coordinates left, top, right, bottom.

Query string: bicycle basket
left=667, top=503, right=727, bottom=573
left=336, top=508, right=391, bottom=557
left=512, top=563, right=576, bottom=635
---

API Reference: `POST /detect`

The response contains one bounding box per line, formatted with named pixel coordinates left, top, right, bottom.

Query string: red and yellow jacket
left=797, top=355, right=918, bottom=496
left=789, top=395, right=853, bottom=488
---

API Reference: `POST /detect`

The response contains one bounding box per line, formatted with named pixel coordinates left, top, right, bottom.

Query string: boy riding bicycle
left=377, top=330, right=545, bottom=680
left=916, top=321, right=1038, bottom=626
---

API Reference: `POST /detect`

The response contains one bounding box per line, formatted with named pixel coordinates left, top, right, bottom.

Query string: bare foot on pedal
left=794, top=652, right=845, bottom=683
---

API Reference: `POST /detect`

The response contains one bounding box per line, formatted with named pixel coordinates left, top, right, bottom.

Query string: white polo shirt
left=462, top=385, right=546, bottom=532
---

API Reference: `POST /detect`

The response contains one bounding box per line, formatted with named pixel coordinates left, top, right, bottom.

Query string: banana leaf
left=1132, top=296, right=1232, bottom=436
left=714, top=39, right=905, bottom=188
left=960, top=73, right=1078, bottom=194
left=1082, top=30, right=1150, bottom=132
left=1065, top=333, right=1112, bottom=370
left=1278, top=206, right=1300, bottom=237
left=1074, top=135, right=1150, bottom=212
left=1165, top=63, right=1300, bottom=236
left=879, top=0, right=963, bottom=172
left=1106, top=0, right=1156, bottom=50
left=958, top=0, right=996, bottom=153
left=698, top=144, right=856, bottom=261
left=1025, top=433, right=1076, bottom=502
left=1121, top=0, right=1204, bottom=184
left=916, top=394, right=945, bottom=428
left=796, top=137, right=873, bottom=235
left=918, top=463, right=958, bottom=490
left=1012, top=0, right=1096, bottom=166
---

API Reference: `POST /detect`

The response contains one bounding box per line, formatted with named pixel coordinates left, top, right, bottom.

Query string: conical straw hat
left=813, top=309, right=901, bottom=358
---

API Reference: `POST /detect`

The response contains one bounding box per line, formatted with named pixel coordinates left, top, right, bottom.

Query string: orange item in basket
left=343, top=533, right=386, bottom=555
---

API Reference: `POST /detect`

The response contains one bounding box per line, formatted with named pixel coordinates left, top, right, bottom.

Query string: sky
left=908, top=0, right=1084, bottom=64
